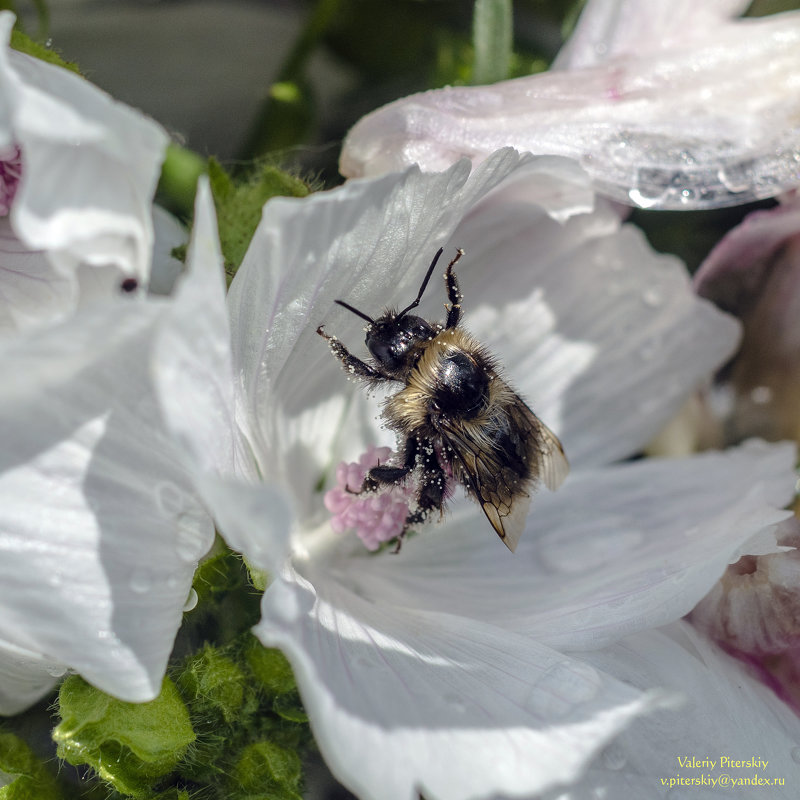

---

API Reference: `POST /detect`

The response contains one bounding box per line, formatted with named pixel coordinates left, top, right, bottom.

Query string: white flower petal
left=149, top=205, right=186, bottom=296
left=0, top=640, right=59, bottom=715
left=553, top=0, right=750, bottom=70
left=154, top=177, right=256, bottom=481
left=0, top=216, right=73, bottom=333
left=450, top=194, right=739, bottom=466
left=331, top=440, right=796, bottom=650
left=0, top=11, right=168, bottom=283
left=546, top=622, right=800, bottom=800
left=256, top=565, right=665, bottom=800
left=340, top=14, right=800, bottom=209
left=228, top=149, right=543, bottom=506
left=0, top=300, right=213, bottom=702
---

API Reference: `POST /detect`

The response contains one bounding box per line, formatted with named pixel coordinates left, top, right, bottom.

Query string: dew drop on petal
left=156, top=481, right=185, bottom=516
left=129, top=568, right=152, bottom=594
left=641, top=287, right=663, bottom=308
left=46, top=664, right=68, bottom=678
left=791, top=746, right=800, bottom=764
left=526, top=660, right=601, bottom=718
left=441, top=692, right=467, bottom=714
left=183, top=588, right=198, bottom=612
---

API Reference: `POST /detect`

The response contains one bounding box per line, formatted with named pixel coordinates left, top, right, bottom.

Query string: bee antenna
left=335, top=299, right=375, bottom=325
left=398, top=247, right=444, bottom=318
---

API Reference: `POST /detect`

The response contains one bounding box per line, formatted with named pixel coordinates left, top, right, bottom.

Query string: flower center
left=324, top=445, right=416, bottom=551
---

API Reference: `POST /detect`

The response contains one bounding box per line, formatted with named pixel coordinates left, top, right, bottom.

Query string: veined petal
left=154, top=178, right=256, bottom=481
left=0, top=216, right=73, bottom=333
left=340, top=13, right=800, bottom=209
left=255, top=565, right=666, bottom=800
left=553, top=0, right=750, bottom=70
left=548, top=622, right=800, bottom=799
left=0, top=298, right=213, bottom=703
left=451, top=193, right=739, bottom=466
left=331, top=440, right=796, bottom=650
left=150, top=205, right=186, bottom=296
left=0, top=12, right=168, bottom=285
left=229, top=149, right=546, bottom=514
left=0, top=640, right=59, bottom=715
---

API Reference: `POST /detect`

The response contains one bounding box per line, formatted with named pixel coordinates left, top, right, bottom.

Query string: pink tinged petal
left=255, top=566, right=666, bottom=800
left=695, top=195, right=800, bottom=442
left=340, top=14, right=800, bottom=209
left=333, top=440, right=796, bottom=650
left=553, top=0, right=751, bottom=70
left=0, top=299, right=213, bottom=704
left=0, top=640, right=60, bottom=715
left=691, top=519, right=800, bottom=711
left=0, top=143, right=21, bottom=214
left=559, top=622, right=800, bottom=799
left=0, top=12, right=168, bottom=284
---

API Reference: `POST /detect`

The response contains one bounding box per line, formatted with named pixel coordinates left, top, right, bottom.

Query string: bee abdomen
left=433, top=352, right=489, bottom=418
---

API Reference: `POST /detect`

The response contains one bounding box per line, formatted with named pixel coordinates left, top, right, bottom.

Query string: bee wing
left=435, top=399, right=569, bottom=553
left=510, top=401, right=570, bottom=492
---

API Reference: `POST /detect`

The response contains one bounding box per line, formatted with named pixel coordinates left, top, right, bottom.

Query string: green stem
left=157, top=143, right=208, bottom=219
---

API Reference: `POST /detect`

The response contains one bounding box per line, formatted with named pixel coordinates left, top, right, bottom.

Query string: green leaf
left=0, top=732, right=64, bottom=800
left=472, top=0, right=513, bottom=84
left=207, top=159, right=309, bottom=284
left=9, top=28, right=80, bottom=75
left=53, top=676, right=195, bottom=798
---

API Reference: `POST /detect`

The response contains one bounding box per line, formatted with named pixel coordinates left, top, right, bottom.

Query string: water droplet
left=717, top=164, right=752, bottom=194
left=442, top=692, right=467, bottom=713
left=183, top=588, right=198, bottom=612
left=749, top=385, right=773, bottom=405
left=601, top=743, right=626, bottom=770
left=46, top=664, right=67, bottom=678
left=526, top=660, right=601, bottom=718
left=791, top=745, right=800, bottom=763
left=129, top=568, right=152, bottom=594
left=156, top=482, right=184, bottom=516
left=642, top=287, right=663, bottom=307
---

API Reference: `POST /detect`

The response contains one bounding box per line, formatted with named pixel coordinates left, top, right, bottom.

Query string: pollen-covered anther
left=324, top=444, right=416, bottom=551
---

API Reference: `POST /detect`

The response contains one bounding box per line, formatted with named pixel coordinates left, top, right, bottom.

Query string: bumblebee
left=317, top=248, right=569, bottom=552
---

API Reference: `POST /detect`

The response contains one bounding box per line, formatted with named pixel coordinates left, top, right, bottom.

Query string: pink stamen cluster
left=324, top=445, right=416, bottom=551
left=0, top=145, right=22, bottom=215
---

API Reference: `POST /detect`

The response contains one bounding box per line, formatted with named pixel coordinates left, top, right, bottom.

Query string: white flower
left=0, top=11, right=169, bottom=334
left=0, top=248, right=213, bottom=715
left=155, top=151, right=799, bottom=799
left=340, top=0, right=800, bottom=210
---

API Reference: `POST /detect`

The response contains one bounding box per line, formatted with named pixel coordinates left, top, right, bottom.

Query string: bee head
left=365, top=313, right=435, bottom=372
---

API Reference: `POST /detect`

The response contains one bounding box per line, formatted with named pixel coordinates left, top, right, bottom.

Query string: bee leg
left=355, top=437, right=419, bottom=493
left=393, top=442, right=447, bottom=553
left=317, top=325, right=392, bottom=381
left=444, top=248, right=465, bottom=329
